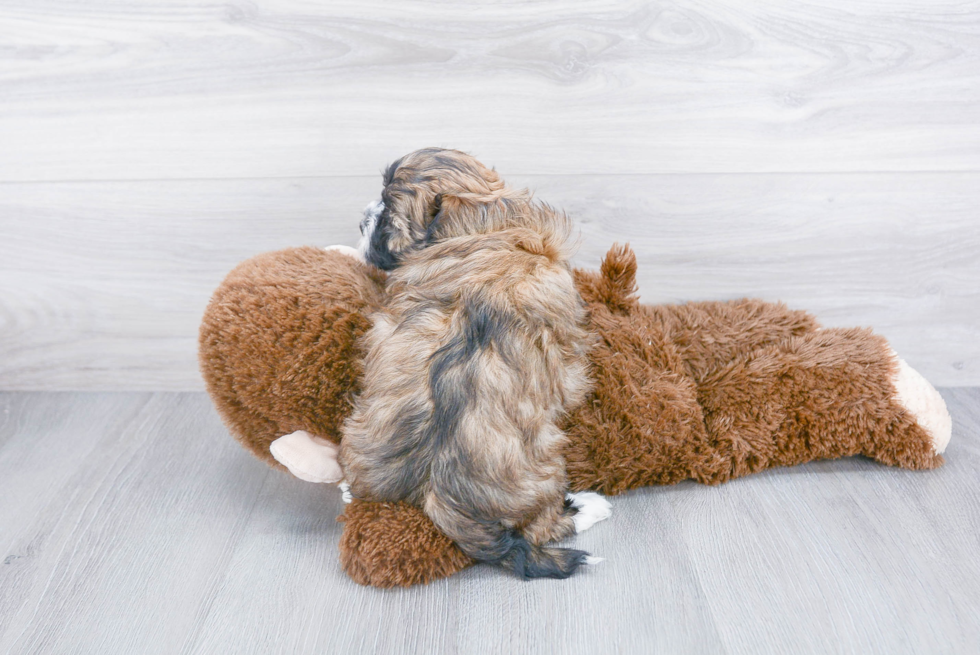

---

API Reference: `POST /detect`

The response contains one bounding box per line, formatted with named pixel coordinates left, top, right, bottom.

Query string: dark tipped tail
left=494, top=530, right=590, bottom=580
left=429, top=500, right=592, bottom=579
left=426, top=486, right=592, bottom=579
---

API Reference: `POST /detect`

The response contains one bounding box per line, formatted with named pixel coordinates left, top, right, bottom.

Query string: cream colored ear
left=324, top=244, right=365, bottom=263
left=269, top=430, right=344, bottom=483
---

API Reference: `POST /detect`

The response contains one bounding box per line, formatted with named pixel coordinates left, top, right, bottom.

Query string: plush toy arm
left=692, top=327, right=949, bottom=484
left=565, top=294, right=951, bottom=495
left=338, top=500, right=474, bottom=587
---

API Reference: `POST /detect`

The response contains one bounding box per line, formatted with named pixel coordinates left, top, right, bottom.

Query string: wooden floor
left=1, top=389, right=978, bottom=654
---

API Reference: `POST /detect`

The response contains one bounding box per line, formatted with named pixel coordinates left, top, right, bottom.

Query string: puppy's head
left=358, top=148, right=521, bottom=270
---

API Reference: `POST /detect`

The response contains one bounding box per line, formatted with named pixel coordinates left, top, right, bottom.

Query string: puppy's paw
left=269, top=430, right=344, bottom=483
left=566, top=491, right=612, bottom=533
left=338, top=481, right=352, bottom=504
left=324, top=244, right=365, bottom=263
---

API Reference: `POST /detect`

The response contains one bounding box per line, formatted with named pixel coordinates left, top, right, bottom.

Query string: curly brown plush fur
left=200, top=243, right=942, bottom=588
left=199, top=246, right=385, bottom=462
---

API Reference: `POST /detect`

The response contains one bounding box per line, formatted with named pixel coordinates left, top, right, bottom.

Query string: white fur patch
left=584, top=556, right=605, bottom=566
left=357, top=199, right=384, bottom=259
left=889, top=349, right=953, bottom=454
left=324, top=244, right=364, bottom=263
left=269, top=430, right=344, bottom=483
left=338, top=481, right=353, bottom=504
left=567, top=491, right=612, bottom=533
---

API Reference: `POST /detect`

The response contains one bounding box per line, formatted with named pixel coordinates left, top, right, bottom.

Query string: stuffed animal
left=199, top=243, right=951, bottom=587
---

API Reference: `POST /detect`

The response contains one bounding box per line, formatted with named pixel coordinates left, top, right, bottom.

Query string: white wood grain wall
left=1, top=0, right=978, bottom=389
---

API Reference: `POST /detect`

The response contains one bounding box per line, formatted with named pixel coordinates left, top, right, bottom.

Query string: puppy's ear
left=422, top=193, right=444, bottom=244
left=375, top=194, right=418, bottom=261
left=381, top=148, right=508, bottom=254
left=422, top=192, right=483, bottom=245
left=384, top=185, right=445, bottom=253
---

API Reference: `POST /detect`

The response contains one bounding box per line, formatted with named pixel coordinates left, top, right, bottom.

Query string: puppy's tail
left=427, top=500, right=590, bottom=580
left=493, top=532, right=592, bottom=580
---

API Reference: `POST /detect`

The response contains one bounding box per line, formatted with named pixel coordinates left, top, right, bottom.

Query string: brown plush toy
left=199, top=243, right=952, bottom=588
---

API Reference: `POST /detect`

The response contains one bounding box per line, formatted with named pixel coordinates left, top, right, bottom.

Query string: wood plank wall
left=1, top=0, right=978, bottom=389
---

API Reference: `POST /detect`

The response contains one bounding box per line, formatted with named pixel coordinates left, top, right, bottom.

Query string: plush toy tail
left=573, top=243, right=639, bottom=314
left=600, top=242, right=639, bottom=301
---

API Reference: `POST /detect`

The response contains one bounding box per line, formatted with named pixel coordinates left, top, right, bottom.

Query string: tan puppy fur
left=340, top=149, right=595, bottom=579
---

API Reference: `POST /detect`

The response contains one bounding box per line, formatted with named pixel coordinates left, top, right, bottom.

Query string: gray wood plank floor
left=2, top=389, right=978, bottom=654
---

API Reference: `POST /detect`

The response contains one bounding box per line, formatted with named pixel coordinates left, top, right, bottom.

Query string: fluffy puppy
left=340, top=148, right=609, bottom=579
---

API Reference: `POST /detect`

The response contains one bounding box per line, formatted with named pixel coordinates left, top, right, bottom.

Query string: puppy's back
left=342, top=229, right=592, bottom=578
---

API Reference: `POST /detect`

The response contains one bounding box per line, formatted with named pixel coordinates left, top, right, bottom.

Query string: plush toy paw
left=269, top=430, right=344, bottom=483
left=567, top=491, right=612, bottom=533
left=889, top=349, right=952, bottom=455
left=324, top=244, right=365, bottom=263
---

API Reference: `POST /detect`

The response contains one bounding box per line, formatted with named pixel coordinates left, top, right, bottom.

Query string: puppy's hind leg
left=566, top=491, right=613, bottom=533
left=524, top=500, right=577, bottom=545
left=522, top=494, right=611, bottom=567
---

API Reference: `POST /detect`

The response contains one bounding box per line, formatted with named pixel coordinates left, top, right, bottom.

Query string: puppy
left=340, top=148, right=610, bottom=579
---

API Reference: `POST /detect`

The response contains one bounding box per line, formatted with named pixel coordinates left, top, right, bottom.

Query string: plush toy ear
left=269, top=430, right=344, bottom=483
